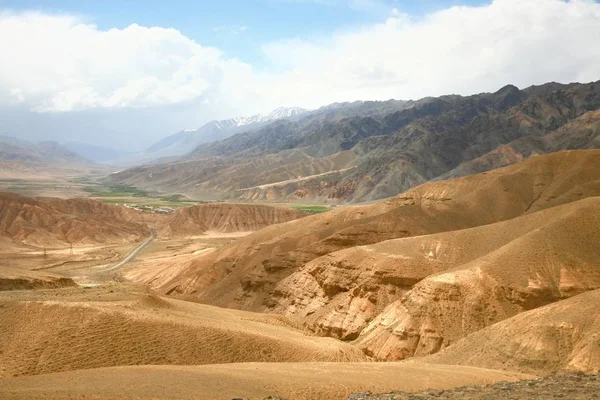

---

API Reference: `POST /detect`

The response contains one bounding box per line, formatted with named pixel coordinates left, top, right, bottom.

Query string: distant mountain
left=108, top=81, right=600, bottom=203
left=64, top=142, right=131, bottom=164
left=143, top=107, right=309, bottom=160
left=0, top=137, right=91, bottom=165
left=0, top=135, right=35, bottom=149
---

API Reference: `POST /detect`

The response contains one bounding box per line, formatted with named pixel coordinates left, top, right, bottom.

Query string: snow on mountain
left=138, top=107, right=308, bottom=163
left=228, top=107, right=308, bottom=127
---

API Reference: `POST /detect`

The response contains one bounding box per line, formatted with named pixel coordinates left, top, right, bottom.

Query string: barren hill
left=354, top=196, right=600, bottom=361
left=157, top=203, right=307, bottom=237
left=148, top=150, right=600, bottom=308
left=0, top=266, right=76, bottom=291
left=0, top=294, right=365, bottom=378
left=267, top=196, right=600, bottom=346
left=119, top=150, right=600, bottom=368
left=0, top=191, right=147, bottom=246
left=428, top=289, right=600, bottom=375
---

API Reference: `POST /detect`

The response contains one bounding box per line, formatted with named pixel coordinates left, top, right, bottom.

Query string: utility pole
left=70, top=242, right=74, bottom=256
left=43, top=246, right=47, bottom=260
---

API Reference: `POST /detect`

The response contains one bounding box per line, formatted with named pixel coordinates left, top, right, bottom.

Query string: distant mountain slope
left=64, top=142, right=130, bottom=163
left=109, top=80, right=600, bottom=203
left=0, top=137, right=92, bottom=165
left=141, top=107, right=308, bottom=161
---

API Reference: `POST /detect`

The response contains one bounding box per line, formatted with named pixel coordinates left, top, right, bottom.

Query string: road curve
left=102, top=231, right=154, bottom=272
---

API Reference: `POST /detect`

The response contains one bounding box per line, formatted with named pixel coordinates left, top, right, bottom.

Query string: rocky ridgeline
left=347, top=373, right=600, bottom=400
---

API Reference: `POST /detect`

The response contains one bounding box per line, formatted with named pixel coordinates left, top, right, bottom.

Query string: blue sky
left=0, top=0, right=488, bottom=66
left=0, top=0, right=599, bottom=149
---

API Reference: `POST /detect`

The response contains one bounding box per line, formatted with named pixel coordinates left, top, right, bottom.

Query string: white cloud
left=0, top=12, right=254, bottom=112
left=1, top=0, right=600, bottom=131
left=261, top=0, right=600, bottom=107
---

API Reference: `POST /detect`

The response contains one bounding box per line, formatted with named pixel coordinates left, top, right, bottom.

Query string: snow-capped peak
left=182, top=107, right=308, bottom=135
left=228, top=107, right=308, bottom=127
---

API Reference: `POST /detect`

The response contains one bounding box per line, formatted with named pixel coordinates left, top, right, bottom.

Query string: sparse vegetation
left=83, top=183, right=150, bottom=198
left=289, top=205, right=331, bottom=214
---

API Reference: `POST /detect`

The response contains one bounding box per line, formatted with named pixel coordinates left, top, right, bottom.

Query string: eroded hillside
left=0, top=191, right=147, bottom=247
left=132, top=150, right=600, bottom=366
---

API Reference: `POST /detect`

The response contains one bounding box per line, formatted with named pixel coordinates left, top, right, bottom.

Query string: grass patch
left=83, top=184, right=150, bottom=198
left=159, top=194, right=187, bottom=203
left=289, top=205, right=331, bottom=214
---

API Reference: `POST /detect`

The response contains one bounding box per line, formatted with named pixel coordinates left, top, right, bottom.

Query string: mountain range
left=0, top=137, right=91, bottom=165
left=103, top=107, right=308, bottom=166
left=108, top=80, right=600, bottom=203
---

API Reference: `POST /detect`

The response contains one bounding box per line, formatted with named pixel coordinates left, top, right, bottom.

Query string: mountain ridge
left=108, top=80, right=600, bottom=203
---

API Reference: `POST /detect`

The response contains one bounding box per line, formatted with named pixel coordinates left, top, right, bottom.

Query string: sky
left=0, top=0, right=599, bottom=150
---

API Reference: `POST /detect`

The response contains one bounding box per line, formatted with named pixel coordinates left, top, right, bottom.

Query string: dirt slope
left=157, top=203, right=307, bottom=238
left=0, top=362, right=530, bottom=400
left=0, top=294, right=366, bottom=378
left=355, top=197, right=600, bottom=360
left=0, top=266, right=76, bottom=291
left=428, top=289, right=600, bottom=374
left=0, top=191, right=147, bottom=246
left=146, top=150, right=600, bottom=312
left=267, top=196, right=600, bottom=344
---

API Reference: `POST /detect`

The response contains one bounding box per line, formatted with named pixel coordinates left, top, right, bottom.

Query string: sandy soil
left=0, top=362, right=530, bottom=400
left=0, top=293, right=368, bottom=378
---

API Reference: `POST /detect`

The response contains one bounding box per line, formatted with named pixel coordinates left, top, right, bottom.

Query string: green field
left=289, top=205, right=331, bottom=214
left=83, top=183, right=150, bottom=198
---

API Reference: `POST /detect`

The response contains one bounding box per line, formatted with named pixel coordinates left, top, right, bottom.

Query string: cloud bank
left=0, top=0, right=599, bottom=147
left=0, top=12, right=254, bottom=112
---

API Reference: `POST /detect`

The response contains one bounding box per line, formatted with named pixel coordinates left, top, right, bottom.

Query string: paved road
left=102, top=231, right=154, bottom=272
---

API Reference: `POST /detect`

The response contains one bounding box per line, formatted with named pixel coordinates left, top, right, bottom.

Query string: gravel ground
left=347, top=372, right=600, bottom=400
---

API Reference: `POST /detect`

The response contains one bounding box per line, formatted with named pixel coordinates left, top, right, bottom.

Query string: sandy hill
left=0, top=191, right=147, bottom=246
left=157, top=203, right=307, bottom=237
left=0, top=362, right=530, bottom=400
left=266, top=196, right=600, bottom=347
left=144, top=150, right=600, bottom=309
left=0, top=294, right=365, bottom=378
left=354, top=196, right=600, bottom=361
left=0, top=266, right=76, bottom=291
left=428, top=289, right=600, bottom=375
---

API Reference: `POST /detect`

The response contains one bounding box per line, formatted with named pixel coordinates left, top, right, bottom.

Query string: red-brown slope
left=157, top=203, right=307, bottom=238
left=355, top=196, right=600, bottom=360
left=267, top=196, right=600, bottom=343
left=150, top=150, right=600, bottom=312
left=0, top=191, right=147, bottom=246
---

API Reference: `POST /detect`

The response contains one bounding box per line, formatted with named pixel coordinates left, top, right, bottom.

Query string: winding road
left=102, top=231, right=155, bottom=272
